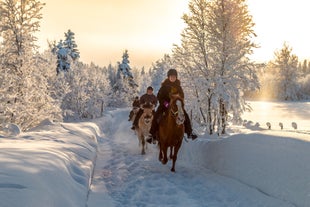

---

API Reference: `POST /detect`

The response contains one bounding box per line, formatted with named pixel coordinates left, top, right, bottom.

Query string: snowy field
left=0, top=101, right=309, bottom=207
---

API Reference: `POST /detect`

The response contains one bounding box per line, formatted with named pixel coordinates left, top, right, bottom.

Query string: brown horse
left=135, top=103, right=154, bottom=155
left=158, top=94, right=185, bottom=172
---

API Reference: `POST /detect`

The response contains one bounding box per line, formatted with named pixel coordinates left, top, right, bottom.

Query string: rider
left=131, top=86, right=158, bottom=130
left=128, top=96, right=140, bottom=121
left=146, top=69, right=197, bottom=144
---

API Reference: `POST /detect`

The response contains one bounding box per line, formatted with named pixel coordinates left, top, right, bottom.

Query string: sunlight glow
left=248, top=0, right=310, bottom=62
left=37, top=0, right=310, bottom=67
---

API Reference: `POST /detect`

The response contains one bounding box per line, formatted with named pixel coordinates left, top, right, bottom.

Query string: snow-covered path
left=86, top=108, right=294, bottom=207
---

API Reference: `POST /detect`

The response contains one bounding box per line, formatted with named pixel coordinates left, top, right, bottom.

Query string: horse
left=158, top=94, right=185, bottom=172
left=135, top=102, right=154, bottom=155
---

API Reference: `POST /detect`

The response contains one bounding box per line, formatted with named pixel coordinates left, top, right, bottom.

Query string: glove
left=163, top=101, right=169, bottom=108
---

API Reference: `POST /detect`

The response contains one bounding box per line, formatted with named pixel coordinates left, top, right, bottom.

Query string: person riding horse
left=128, top=96, right=140, bottom=121
left=131, top=86, right=158, bottom=130
left=146, top=69, right=197, bottom=144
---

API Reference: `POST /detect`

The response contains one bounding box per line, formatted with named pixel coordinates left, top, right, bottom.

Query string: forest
left=0, top=0, right=309, bottom=133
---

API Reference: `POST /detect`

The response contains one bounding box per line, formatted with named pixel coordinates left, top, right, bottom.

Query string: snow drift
left=180, top=131, right=310, bottom=207
left=0, top=103, right=310, bottom=206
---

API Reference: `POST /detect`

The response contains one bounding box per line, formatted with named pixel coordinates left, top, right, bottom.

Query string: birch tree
left=173, top=0, right=259, bottom=135
left=0, top=0, right=62, bottom=130
left=272, top=42, right=300, bottom=100
left=0, top=0, right=44, bottom=71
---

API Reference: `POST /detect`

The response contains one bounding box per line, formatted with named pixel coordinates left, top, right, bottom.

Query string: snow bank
left=0, top=121, right=100, bottom=207
left=0, top=123, right=21, bottom=137
left=180, top=132, right=310, bottom=207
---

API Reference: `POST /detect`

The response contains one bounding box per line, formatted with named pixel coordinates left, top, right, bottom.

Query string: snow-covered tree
left=111, top=50, right=138, bottom=106
left=173, top=0, right=259, bottom=135
left=56, top=62, right=111, bottom=120
left=150, top=54, right=174, bottom=92
left=299, top=74, right=310, bottom=99
left=63, top=29, right=80, bottom=61
left=0, top=0, right=44, bottom=71
left=54, top=29, right=80, bottom=74
left=137, top=66, right=153, bottom=95
left=55, top=40, right=70, bottom=73
left=272, top=42, right=300, bottom=100
left=107, top=63, right=117, bottom=88
left=0, top=0, right=62, bottom=130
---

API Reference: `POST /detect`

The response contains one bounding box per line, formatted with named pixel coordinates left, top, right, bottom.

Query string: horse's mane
left=169, top=93, right=184, bottom=106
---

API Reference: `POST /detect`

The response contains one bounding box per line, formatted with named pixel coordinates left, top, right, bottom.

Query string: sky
left=1, top=101, right=310, bottom=206
left=37, top=0, right=310, bottom=68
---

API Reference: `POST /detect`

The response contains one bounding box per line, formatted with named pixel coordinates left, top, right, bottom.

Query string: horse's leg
left=158, top=141, right=162, bottom=162
left=145, top=132, right=148, bottom=150
left=171, top=141, right=182, bottom=172
left=161, top=144, right=168, bottom=165
left=137, top=131, right=141, bottom=146
left=169, top=146, right=173, bottom=160
left=141, top=135, right=145, bottom=155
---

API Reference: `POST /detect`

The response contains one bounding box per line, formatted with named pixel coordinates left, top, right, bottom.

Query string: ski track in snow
left=87, top=108, right=294, bottom=207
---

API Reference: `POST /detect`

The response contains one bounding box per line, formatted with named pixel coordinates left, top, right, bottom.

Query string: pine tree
left=54, top=29, right=80, bottom=74
left=112, top=50, right=138, bottom=106
left=63, top=29, right=80, bottom=61
left=55, top=40, right=70, bottom=73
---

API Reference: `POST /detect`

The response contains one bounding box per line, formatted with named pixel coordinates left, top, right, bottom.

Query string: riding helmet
left=167, top=69, right=178, bottom=77
left=147, top=86, right=153, bottom=91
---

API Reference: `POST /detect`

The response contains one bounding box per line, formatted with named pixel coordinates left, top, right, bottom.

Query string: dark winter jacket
left=140, top=94, right=158, bottom=107
left=157, top=79, right=184, bottom=107
left=132, top=99, right=140, bottom=108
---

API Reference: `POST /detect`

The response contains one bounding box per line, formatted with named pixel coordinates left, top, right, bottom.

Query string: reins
left=167, top=98, right=185, bottom=128
left=170, top=108, right=178, bottom=117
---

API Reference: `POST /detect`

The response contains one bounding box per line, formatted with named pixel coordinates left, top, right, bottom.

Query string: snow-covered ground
left=0, top=101, right=309, bottom=207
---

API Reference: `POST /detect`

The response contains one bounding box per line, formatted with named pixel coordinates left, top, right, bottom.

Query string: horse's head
left=169, top=93, right=185, bottom=126
left=140, top=102, right=154, bottom=125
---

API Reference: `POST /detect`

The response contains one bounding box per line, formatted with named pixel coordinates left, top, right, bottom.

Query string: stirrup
left=188, top=133, right=198, bottom=140
left=146, top=134, right=156, bottom=144
left=146, top=135, right=153, bottom=144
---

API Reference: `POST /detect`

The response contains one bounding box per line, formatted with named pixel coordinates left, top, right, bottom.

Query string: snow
left=0, top=101, right=309, bottom=207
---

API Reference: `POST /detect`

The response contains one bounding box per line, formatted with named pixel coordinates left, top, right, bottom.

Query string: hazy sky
left=37, top=0, right=310, bottom=68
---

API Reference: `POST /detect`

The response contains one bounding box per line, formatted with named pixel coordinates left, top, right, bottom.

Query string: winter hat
left=167, top=69, right=178, bottom=77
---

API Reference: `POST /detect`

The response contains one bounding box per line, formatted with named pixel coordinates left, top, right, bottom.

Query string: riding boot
left=128, top=110, right=133, bottom=121
left=187, top=132, right=198, bottom=140
left=184, top=110, right=198, bottom=140
left=131, top=109, right=143, bottom=130
left=146, top=118, right=157, bottom=144
left=146, top=108, right=161, bottom=144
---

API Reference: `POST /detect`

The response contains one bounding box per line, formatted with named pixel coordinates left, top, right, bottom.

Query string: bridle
left=169, top=98, right=185, bottom=126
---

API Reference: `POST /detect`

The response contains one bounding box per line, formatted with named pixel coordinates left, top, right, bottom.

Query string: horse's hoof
left=141, top=151, right=145, bottom=155
left=171, top=168, right=175, bottom=172
left=161, top=159, right=168, bottom=165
